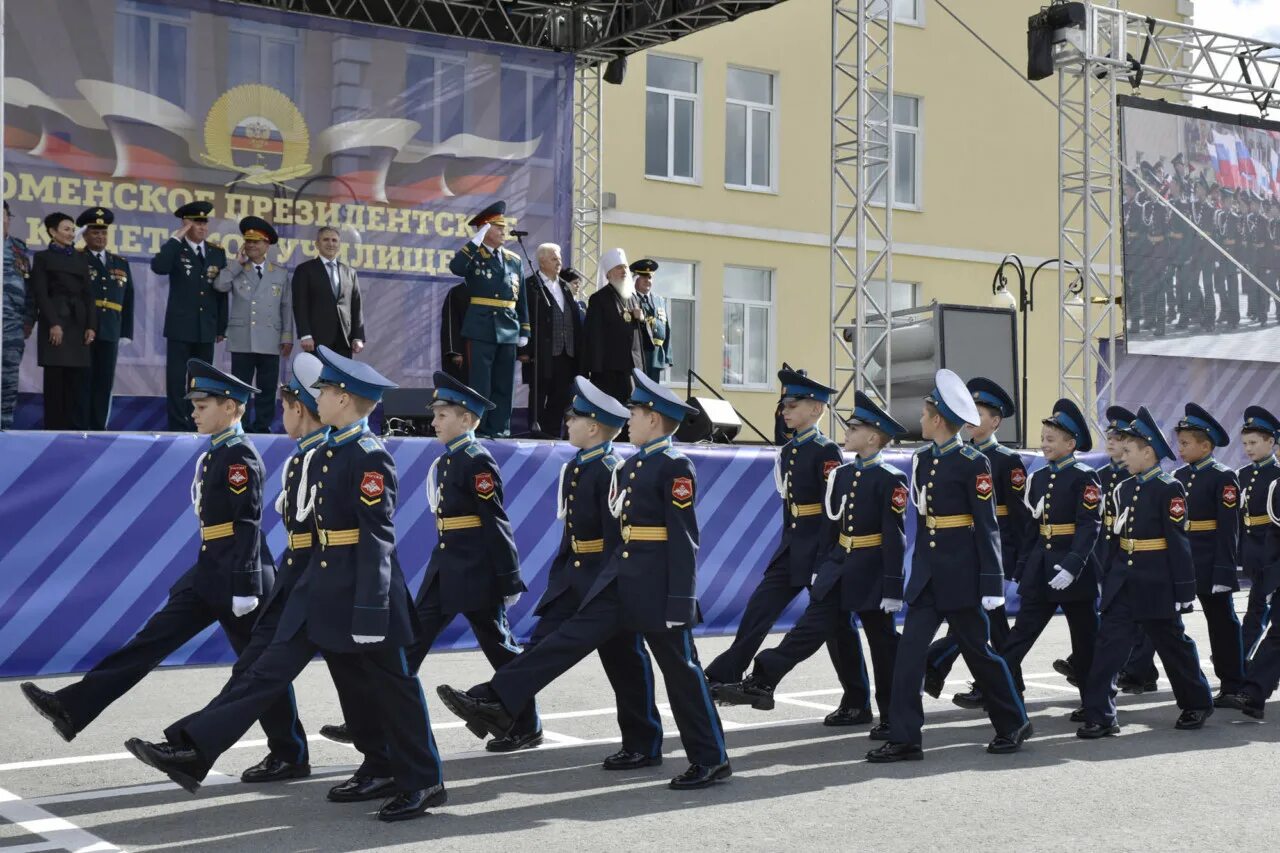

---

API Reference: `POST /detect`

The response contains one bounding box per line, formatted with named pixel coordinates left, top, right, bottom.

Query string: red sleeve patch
left=823, top=460, right=840, bottom=479
left=474, top=472, right=495, bottom=498
left=1083, top=483, right=1101, bottom=506
left=891, top=484, right=908, bottom=513
left=975, top=472, right=993, bottom=500
left=360, top=471, right=385, bottom=503
left=1010, top=467, right=1027, bottom=491
left=1223, top=483, right=1239, bottom=507
left=1169, top=495, right=1186, bottom=521
left=227, top=464, right=249, bottom=494
left=672, top=477, right=694, bottom=504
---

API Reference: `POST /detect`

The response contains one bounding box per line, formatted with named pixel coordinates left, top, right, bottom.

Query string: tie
left=196, top=246, right=204, bottom=262
left=256, top=265, right=263, bottom=279
left=97, top=252, right=106, bottom=268
left=327, top=262, right=339, bottom=298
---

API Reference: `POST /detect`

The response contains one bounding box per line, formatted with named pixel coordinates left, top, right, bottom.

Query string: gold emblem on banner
left=201, top=85, right=312, bottom=186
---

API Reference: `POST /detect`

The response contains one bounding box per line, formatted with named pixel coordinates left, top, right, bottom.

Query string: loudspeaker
left=603, top=56, right=627, bottom=85
left=381, top=388, right=435, bottom=436
left=676, top=396, right=743, bottom=444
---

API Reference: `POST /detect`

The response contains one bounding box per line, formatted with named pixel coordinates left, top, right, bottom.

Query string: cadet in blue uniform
left=447, top=201, right=530, bottom=437
left=152, top=201, right=228, bottom=431
left=704, top=368, right=869, bottom=725
left=21, top=361, right=303, bottom=762
left=437, top=369, right=731, bottom=790
left=866, top=370, right=1030, bottom=762
left=127, top=348, right=445, bottom=822
left=1076, top=406, right=1214, bottom=738
left=76, top=207, right=134, bottom=430
left=716, top=391, right=906, bottom=739
left=631, top=259, right=672, bottom=383
left=1237, top=406, right=1280, bottom=659
left=924, top=378, right=1031, bottom=708
left=995, top=399, right=1102, bottom=715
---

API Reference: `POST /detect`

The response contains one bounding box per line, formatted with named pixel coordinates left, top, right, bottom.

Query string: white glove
left=1176, top=601, right=1195, bottom=613
left=470, top=223, right=490, bottom=245
left=1211, top=584, right=1233, bottom=594
left=119, top=337, right=132, bottom=346
left=1048, top=567, right=1074, bottom=591
left=666, top=621, right=684, bottom=629
left=231, top=596, right=259, bottom=618
left=981, top=596, right=1005, bottom=611
left=503, top=593, right=522, bottom=608
left=352, top=635, right=384, bottom=644
left=517, top=336, right=529, bottom=348
left=880, top=598, right=904, bottom=614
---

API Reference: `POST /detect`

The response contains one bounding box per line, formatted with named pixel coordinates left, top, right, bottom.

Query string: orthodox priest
left=582, top=247, right=650, bottom=409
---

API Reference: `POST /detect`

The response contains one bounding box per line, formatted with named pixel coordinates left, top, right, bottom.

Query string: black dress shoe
left=1069, top=707, right=1087, bottom=723
left=868, top=721, right=891, bottom=741
left=1076, top=721, right=1121, bottom=739
left=1217, top=692, right=1265, bottom=719
left=1117, top=674, right=1158, bottom=695
left=1175, top=708, right=1212, bottom=730
left=866, top=742, right=923, bottom=763
left=328, top=774, right=397, bottom=803
left=923, top=667, right=945, bottom=699
left=319, top=723, right=353, bottom=745
left=436, top=685, right=513, bottom=739
left=668, top=761, right=731, bottom=789
left=1052, top=658, right=1078, bottom=687
left=240, top=754, right=311, bottom=783
left=486, top=729, right=544, bottom=753
left=713, top=675, right=775, bottom=710
left=987, top=721, right=1033, bottom=754
left=823, top=705, right=873, bottom=727
left=20, top=683, right=76, bottom=742
left=952, top=684, right=985, bottom=709
left=124, top=738, right=205, bottom=793
left=603, top=749, right=663, bottom=770
left=376, top=784, right=447, bottom=822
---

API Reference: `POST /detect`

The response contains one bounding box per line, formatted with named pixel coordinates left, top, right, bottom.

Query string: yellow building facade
left=599, top=0, right=1189, bottom=439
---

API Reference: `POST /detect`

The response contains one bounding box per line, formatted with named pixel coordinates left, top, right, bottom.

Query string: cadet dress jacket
left=1018, top=454, right=1102, bottom=603
left=535, top=442, right=623, bottom=616
left=151, top=238, right=228, bottom=344
left=447, top=242, right=529, bottom=345
left=972, top=437, right=1033, bottom=581
left=420, top=432, right=525, bottom=614
left=1095, top=461, right=1131, bottom=566
left=216, top=259, right=293, bottom=354
left=259, top=427, right=328, bottom=618
left=811, top=452, right=908, bottom=612
left=28, top=247, right=97, bottom=368
left=1101, top=466, right=1194, bottom=620
left=276, top=420, right=416, bottom=652
left=1174, top=456, right=1240, bottom=596
left=584, top=435, right=699, bottom=630
left=1238, top=456, right=1280, bottom=583
left=176, top=425, right=274, bottom=608
left=83, top=249, right=134, bottom=342
left=772, top=426, right=845, bottom=586
left=904, top=435, right=1004, bottom=611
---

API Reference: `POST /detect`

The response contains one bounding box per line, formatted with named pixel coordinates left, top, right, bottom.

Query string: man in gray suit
left=215, top=216, right=293, bottom=432
left=292, top=226, right=365, bottom=358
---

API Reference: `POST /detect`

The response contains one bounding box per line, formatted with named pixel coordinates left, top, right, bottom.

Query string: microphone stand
left=512, top=233, right=551, bottom=439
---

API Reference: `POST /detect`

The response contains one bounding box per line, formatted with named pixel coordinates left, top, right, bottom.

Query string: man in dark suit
left=76, top=207, right=134, bottom=431
left=440, top=282, right=469, bottom=382
left=292, top=226, right=365, bottom=358
left=519, top=243, right=583, bottom=437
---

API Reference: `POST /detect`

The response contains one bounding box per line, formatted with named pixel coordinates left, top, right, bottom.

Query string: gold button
left=287, top=558, right=293, bottom=565
left=572, top=481, right=578, bottom=487
left=321, top=561, right=328, bottom=568
left=855, top=471, right=862, bottom=478
left=1050, top=474, right=1056, bottom=480
left=637, top=461, right=644, bottom=467
left=574, top=560, right=581, bottom=567
left=629, top=473, right=636, bottom=480
left=288, top=471, right=294, bottom=479
left=318, top=498, right=324, bottom=504
left=327, top=451, right=333, bottom=458
left=1128, top=560, right=1134, bottom=566
left=625, top=500, right=631, bottom=506
left=323, top=466, right=329, bottom=472
left=440, top=543, right=446, bottom=550
left=201, top=544, right=207, bottom=551
left=623, top=551, right=630, bottom=559
left=929, top=542, right=936, bottom=548
left=791, top=523, right=797, bottom=529
left=932, top=460, right=939, bottom=466
left=1046, top=544, right=1053, bottom=551
left=792, top=449, right=798, bottom=455
left=318, top=483, right=324, bottom=489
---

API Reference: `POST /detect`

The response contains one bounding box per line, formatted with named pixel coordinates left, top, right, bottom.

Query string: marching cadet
left=215, top=216, right=293, bottom=433
left=704, top=368, right=870, bottom=727
left=127, top=347, right=445, bottom=822
left=923, top=378, right=1031, bottom=708
left=1076, top=406, right=1214, bottom=738
left=1238, top=406, right=1280, bottom=659
left=76, top=207, right=134, bottom=430
left=994, top=399, right=1102, bottom=717
left=716, top=391, right=906, bottom=740
left=866, top=370, right=1030, bottom=762
left=447, top=200, right=529, bottom=438
left=21, top=360, right=304, bottom=760
left=152, top=201, right=228, bottom=431
left=630, top=259, right=672, bottom=382
left=436, top=368, right=732, bottom=790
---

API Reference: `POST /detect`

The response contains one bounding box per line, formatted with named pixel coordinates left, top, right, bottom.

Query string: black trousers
left=54, top=586, right=304, bottom=759
left=166, top=340, right=213, bottom=431
left=230, top=351, right=281, bottom=433
left=925, top=603, right=1011, bottom=682
left=752, top=579, right=900, bottom=720
left=408, top=578, right=540, bottom=736
left=177, top=631, right=442, bottom=792
left=887, top=583, right=1027, bottom=746
left=80, top=338, right=119, bottom=430
left=704, top=556, right=868, bottom=710
left=526, top=588, right=664, bottom=757
left=42, top=364, right=86, bottom=430
left=998, top=598, right=1098, bottom=698
left=1128, top=591, right=1244, bottom=693
left=531, top=352, right=577, bottom=438
left=1241, top=617, right=1280, bottom=705
left=1243, top=580, right=1272, bottom=661
left=1081, top=585, right=1212, bottom=726
left=490, top=581, right=727, bottom=766
left=1214, top=266, right=1241, bottom=327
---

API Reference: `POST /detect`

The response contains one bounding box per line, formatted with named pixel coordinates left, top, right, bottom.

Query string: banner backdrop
left=3, top=0, right=574, bottom=420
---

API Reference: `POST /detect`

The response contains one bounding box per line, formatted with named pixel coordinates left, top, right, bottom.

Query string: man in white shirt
left=518, top=243, right=583, bottom=437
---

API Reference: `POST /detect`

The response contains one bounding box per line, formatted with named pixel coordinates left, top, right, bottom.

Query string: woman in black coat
left=29, top=212, right=96, bottom=429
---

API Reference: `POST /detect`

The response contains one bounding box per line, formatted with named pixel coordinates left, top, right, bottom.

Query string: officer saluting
left=1076, top=406, right=1214, bottom=738
left=1237, top=406, right=1280, bottom=659
left=76, top=207, right=134, bottom=430
left=867, top=369, right=1030, bottom=762
left=630, top=259, right=672, bottom=382
left=447, top=200, right=529, bottom=438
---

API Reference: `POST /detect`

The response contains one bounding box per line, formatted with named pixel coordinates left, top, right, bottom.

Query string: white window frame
left=498, top=61, right=556, bottom=168
left=864, top=280, right=921, bottom=317
left=869, top=92, right=923, bottom=211
left=227, top=19, right=303, bottom=101
left=722, top=265, right=775, bottom=391
left=405, top=48, right=468, bottom=144
left=653, top=259, right=699, bottom=387
left=873, top=0, right=925, bottom=27
left=116, top=2, right=193, bottom=110
left=645, top=54, right=702, bottom=185
left=724, top=65, right=778, bottom=193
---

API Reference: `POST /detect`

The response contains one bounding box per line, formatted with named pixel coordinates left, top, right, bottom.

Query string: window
left=114, top=2, right=190, bottom=109
left=656, top=261, right=697, bottom=383
left=405, top=51, right=467, bottom=143
left=725, top=68, right=776, bottom=191
left=872, top=0, right=924, bottom=25
left=863, top=280, right=920, bottom=317
left=870, top=94, right=921, bottom=208
left=228, top=22, right=301, bottom=98
left=723, top=267, right=773, bottom=388
left=645, top=55, right=699, bottom=181
left=499, top=65, right=557, bottom=160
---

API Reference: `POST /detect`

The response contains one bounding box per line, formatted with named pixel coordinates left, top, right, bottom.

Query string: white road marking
left=0, top=785, right=122, bottom=852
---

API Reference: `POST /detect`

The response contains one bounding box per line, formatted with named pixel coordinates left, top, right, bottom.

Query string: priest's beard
left=609, top=273, right=636, bottom=301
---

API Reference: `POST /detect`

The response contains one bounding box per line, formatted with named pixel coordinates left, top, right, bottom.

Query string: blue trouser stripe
left=979, top=608, right=1026, bottom=719
left=684, top=630, right=727, bottom=761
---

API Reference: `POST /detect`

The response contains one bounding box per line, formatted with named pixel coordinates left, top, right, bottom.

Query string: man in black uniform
left=1238, top=406, right=1280, bottom=659
left=76, top=207, right=134, bottom=430
left=440, top=282, right=470, bottom=382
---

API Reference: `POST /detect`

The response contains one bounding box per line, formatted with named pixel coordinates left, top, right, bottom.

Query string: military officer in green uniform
left=447, top=201, right=529, bottom=438
left=76, top=207, right=134, bottom=431
left=630, top=259, right=672, bottom=383
left=151, top=201, right=228, bottom=431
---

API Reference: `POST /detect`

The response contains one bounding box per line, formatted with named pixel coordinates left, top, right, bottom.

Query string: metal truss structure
left=573, top=63, right=603, bottom=279
left=1052, top=3, right=1280, bottom=417
left=829, top=0, right=893, bottom=430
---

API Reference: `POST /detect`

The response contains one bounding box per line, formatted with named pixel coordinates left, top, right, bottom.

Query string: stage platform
left=0, top=432, right=1101, bottom=678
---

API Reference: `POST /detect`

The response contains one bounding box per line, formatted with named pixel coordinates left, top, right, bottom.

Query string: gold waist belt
left=839, top=533, right=884, bottom=551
